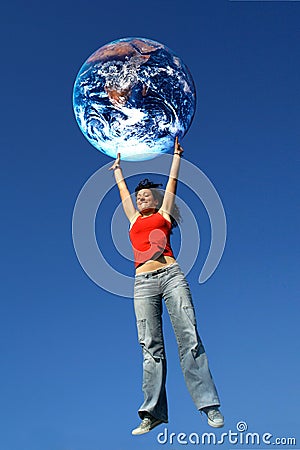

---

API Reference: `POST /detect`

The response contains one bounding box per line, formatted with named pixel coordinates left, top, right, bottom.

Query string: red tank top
left=129, top=212, right=175, bottom=268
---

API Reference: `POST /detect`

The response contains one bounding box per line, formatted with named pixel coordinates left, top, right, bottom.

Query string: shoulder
left=129, top=211, right=141, bottom=230
left=157, top=209, right=171, bottom=224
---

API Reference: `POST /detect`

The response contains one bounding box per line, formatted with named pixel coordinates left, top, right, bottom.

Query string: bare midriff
left=135, top=255, right=176, bottom=274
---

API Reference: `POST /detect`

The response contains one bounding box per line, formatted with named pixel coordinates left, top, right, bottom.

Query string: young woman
left=109, top=138, right=224, bottom=434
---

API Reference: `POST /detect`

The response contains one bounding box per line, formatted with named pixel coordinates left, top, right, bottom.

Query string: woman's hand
left=109, top=152, right=121, bottom=171
left=174, top=136, right=184, bottom=156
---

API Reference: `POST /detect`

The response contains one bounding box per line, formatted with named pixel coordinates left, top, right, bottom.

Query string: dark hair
left=134, top=178, right=181, bottom=229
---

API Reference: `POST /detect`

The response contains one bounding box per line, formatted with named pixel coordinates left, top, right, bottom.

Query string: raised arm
left=159, top=137, right=184, bottom=217
left=109, top=153, right=138, bottom=222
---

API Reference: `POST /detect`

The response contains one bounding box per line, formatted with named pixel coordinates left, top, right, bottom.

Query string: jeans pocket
left=137, top=319, right=146, bottom=343
left=134, top=277, right=144, bottom=287
left=167, top=270, right=189, bottom=290
left=183, top=306, right=197, bottom=326
left=134, top=278, right=145, bottom=297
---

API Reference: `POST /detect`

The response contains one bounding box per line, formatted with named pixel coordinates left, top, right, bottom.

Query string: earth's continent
left=73, top=37, right=196, bottom=161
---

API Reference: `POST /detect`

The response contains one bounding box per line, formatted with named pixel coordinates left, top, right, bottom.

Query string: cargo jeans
left=134, top=262, right=220, bottom=422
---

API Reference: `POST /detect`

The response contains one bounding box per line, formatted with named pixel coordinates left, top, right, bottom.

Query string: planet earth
left=73, top=37, right=196, bottom=161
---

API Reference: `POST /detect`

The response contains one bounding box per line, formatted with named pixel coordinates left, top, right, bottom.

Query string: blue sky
left=1, top=1, right=299, bottom=450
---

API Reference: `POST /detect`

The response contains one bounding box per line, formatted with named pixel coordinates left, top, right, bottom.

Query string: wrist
left=174, top=152, right=182, bottom=156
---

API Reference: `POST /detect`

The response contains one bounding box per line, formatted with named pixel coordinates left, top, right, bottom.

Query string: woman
left=109, top=138, right=224, bottom=434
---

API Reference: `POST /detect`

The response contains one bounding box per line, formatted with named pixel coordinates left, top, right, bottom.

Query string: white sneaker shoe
left=203, top=407, right=224, bottom=428
left=131, top=414, right=163, bottom=435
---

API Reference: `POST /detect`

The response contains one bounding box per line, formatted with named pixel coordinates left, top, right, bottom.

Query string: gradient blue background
left=1, top=1, right=299, bottom=450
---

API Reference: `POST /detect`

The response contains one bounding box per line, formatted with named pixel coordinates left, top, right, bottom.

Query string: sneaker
left=131, top=414, right=163, bottom=435
left=203, top=407, right=224, bottom=428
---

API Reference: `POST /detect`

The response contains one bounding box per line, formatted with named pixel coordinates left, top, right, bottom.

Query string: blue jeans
left=134, top=263, right=220, bottom=422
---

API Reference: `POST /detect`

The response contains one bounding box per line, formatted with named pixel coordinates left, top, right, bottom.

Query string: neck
left=140, top=208, right=156, bottom=217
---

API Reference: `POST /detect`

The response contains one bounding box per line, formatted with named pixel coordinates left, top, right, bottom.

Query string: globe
left=73, top=37, right=196, bottom=161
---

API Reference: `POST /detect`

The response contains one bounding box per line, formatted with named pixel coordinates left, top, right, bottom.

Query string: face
left=136, top=189, right=158, bottom=213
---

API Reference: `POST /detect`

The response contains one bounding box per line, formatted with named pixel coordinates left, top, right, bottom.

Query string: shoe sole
left=132, top=419, right=163, bottom=435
